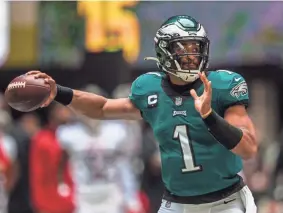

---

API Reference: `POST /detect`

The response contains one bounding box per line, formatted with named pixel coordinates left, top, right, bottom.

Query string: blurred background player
left=0, top=93, right=36, bottom=213
left=56, top=84, right=146, bottom=213
left=0, top=114, right=17, bottom=213
left=30, top=104, right=74, bottom=213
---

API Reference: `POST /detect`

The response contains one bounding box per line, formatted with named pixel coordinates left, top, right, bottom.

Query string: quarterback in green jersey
left=27, top=15, right=257, bottom=213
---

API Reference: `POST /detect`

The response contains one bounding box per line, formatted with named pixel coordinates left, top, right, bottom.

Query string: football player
left=27, top=15, right=258, bottom=213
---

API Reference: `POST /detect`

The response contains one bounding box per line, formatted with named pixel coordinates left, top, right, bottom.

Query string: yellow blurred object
left=4, top=2, right=38, bottom=68
left=78, top=1, right=140, bottom=64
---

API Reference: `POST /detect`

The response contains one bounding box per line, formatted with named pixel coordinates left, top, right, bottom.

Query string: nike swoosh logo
left=224, top=198, right=236, bottom=204
left=234, top=78, right=241, bottom=82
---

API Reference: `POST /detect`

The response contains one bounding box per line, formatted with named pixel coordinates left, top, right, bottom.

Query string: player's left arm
left=224, top=105, right=257, bottom=159
left=190, top=71, right=258, bottom=160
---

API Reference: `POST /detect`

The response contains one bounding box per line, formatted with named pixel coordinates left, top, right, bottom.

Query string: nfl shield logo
left=165, top=201, right=171, bottom=208
left=175, top=97, right=182, bottom=106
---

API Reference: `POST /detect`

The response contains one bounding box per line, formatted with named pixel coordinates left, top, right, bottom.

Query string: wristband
left=54, top=84, right=73, bottom=106
left=203, top=110, right=243, bottom=150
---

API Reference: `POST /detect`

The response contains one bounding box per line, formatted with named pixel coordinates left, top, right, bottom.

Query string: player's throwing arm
left=25, top=71, right=142, bottom=120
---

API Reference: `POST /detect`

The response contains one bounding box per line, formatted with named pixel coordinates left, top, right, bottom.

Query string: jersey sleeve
left=129, top=73, right=161, bottom=110
left=129, top=76, right=144, bottom=110
left=129, top=72, right=163, bottom=120
left=218, top=71, right=249, bottom=111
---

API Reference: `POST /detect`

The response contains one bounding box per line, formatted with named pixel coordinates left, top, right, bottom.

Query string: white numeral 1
left=173, top=125, right=202, bottom=173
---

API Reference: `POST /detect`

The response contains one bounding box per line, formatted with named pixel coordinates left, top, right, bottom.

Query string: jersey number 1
left=173, top=125, right=202, bottom=173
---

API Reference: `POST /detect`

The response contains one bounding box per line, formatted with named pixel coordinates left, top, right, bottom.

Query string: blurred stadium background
left=0, top=1, right=283, bottom=213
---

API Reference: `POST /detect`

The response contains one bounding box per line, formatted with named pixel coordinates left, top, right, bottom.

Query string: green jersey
left=129, top=70, right=249, bottom=196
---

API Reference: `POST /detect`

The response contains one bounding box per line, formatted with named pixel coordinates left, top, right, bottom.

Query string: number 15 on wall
left=78, top=1, right=140, bottom=64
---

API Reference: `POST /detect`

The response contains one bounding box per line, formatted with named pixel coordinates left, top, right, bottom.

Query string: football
left=4, top=74, right=51, bottom=112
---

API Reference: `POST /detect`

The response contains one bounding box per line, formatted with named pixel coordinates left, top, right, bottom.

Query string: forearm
left=231, top=128, right=257, bottom=160
left=202, top=110, right=257, bottom=160
left=69, top=90, right=107, bottom=119
left=55, top=85, right=141, bottom=120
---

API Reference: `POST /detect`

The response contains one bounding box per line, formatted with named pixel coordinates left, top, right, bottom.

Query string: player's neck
left=168, top=74, right=189, bottom=86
